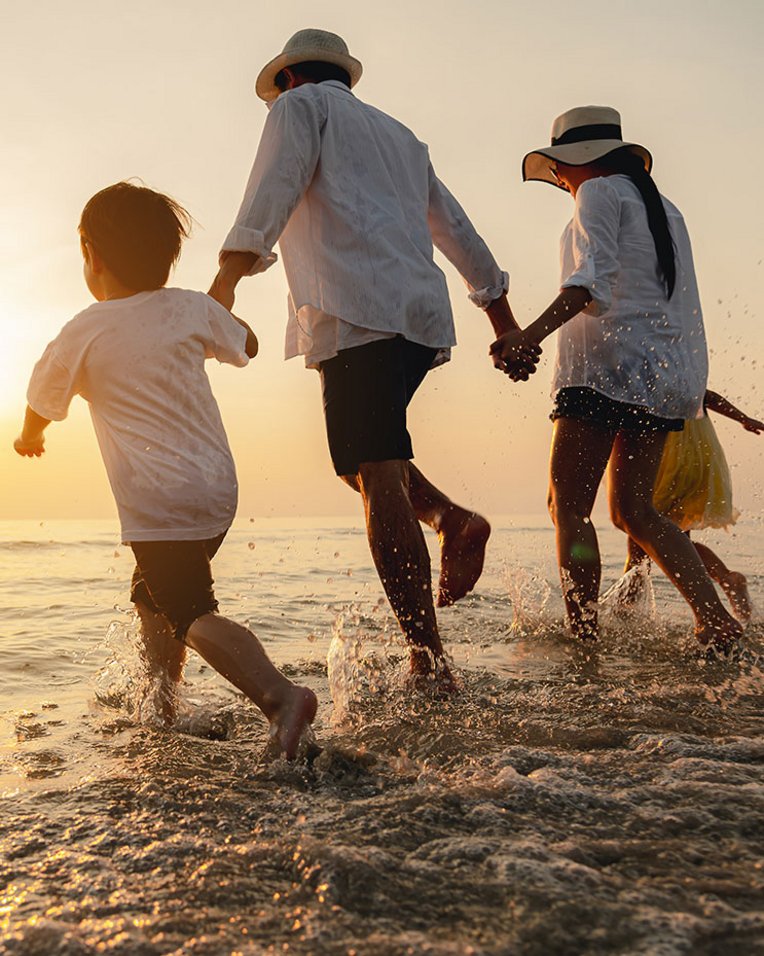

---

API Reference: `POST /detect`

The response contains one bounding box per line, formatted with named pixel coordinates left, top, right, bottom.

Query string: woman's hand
left=489, top=330, right=542, bottom=381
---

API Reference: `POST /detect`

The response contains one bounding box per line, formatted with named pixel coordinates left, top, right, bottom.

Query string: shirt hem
left=121, top=521, right=233, bottom=545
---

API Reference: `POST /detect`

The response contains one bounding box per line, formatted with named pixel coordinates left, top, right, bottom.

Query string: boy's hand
left=14, top=435, right=45, bottom=457
left=208, top=271, right=236, bottom=311
left=743, top=417, right=764, bottom=434
left=489, top=330, right=542, bottom=381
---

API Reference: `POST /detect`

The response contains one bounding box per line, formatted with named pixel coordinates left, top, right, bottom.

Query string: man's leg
left=342, top=464, right=490, bottom=606
left=406, top=465, right=491, bottom=607
left=355, top=458, right=452, bottom=680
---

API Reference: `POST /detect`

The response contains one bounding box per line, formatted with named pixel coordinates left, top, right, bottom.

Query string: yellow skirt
left=653, top=417, right=738, bottom=530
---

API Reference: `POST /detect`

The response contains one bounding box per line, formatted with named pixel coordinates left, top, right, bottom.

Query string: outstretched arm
left=14, top=406, right=51, bottom=457
left=489, top=287, right=592, bottom=381
left=705, top=389, right=764, bottom=433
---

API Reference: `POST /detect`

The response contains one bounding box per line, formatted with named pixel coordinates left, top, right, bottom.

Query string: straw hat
left=255, top=29, right=363, bottom=102
left=522, top=106, right=653, bottom=188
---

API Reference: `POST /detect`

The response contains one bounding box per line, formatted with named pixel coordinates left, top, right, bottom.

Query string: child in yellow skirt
left=623, top=389, right=763, bottom=621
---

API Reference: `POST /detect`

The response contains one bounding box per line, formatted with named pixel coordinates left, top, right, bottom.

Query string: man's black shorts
left=129, top=532, right=227, bottom=643
left=319, top=336, right=438, bottom=476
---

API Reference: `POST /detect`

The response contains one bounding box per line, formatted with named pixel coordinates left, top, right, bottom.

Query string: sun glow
left=1, top=300, right=35, bottom=416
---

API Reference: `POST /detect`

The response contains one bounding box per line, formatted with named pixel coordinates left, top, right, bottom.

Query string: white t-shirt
left=555, top=174, right=708, bottom=420
left=27, top=289, right=249, bottom=542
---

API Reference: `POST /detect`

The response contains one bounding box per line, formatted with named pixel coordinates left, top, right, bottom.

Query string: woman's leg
left=548, top=418, right=616, bottom=639
left=608, top=431, right=743, bottom=651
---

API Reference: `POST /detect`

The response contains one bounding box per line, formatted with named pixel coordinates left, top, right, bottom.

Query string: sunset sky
left=1, top=0, right=762, bottom=521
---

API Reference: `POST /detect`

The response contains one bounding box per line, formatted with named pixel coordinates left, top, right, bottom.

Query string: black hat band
left=551, top=123, right=623, bottom=146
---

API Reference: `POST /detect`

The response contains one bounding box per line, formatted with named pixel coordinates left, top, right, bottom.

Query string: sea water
left=0, top=516, right=762, bottom=954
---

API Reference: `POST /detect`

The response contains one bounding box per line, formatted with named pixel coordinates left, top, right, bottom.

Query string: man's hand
left=14, top=434, right=45, bottom=457
left=489, top=330, right=542, bottom=382
left=208, top=251, right=260, bottom=310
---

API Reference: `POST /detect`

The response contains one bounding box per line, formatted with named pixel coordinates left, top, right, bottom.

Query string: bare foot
left=409, top=649, right=459, bottom=696
left=720, top=571, right=752, bottom=624
left=269, top=685, right=318, bottom=760
left=436, top=510, right=491, bottom=607
left=695, top=617, right=744, bottom=658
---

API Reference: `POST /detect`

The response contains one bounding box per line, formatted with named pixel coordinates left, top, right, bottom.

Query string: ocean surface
left=1, top=515, right=763, bottom=955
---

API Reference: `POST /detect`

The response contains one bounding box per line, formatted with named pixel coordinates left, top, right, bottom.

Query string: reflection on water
left=0, top=517, right=762, bottom=954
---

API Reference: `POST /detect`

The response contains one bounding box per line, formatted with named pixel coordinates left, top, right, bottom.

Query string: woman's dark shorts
left=129, top=532, right=227, bottom=643
left=551, top=387, right=684, bottom=432
left=319, top=336, right=438, bottom=476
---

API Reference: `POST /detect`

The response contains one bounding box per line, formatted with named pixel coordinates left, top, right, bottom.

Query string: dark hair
left=79, top=181, right=191, bottom=291
left=274, top=60, right=351, bottom=93
left=595, top=147, right=676, bottom=298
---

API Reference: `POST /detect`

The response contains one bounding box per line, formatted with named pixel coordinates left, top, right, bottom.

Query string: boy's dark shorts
left=129, top=532, right=227, bottom=643
left=319, top=336, right=438, bottom=477
left=551, top=387, right=684, bottom=432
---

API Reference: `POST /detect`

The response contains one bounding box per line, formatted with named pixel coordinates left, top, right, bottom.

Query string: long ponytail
left=597, top=147, right=676, bottom=299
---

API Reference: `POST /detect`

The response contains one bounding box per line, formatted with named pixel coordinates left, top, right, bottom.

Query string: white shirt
left=27, top=289, right=249, bottom=542
left=555, top=174, right=708, bottom=420
left=222, top=80, right=508, bottom=368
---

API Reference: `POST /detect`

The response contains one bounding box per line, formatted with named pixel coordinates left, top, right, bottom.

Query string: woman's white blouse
left=555, top=174, right=708, bottom=420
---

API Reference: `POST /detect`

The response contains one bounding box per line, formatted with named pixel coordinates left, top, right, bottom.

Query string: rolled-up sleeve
left=560, top=177, right=621, bottom=317
left=221, top=87, right=326, bottom=276
left=27, top=340, right=81, bottom=421
left=427, top=163, right=509, bottom=309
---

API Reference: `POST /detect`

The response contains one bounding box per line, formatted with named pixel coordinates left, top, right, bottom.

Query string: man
left=210, top=29, right=537, bottom=685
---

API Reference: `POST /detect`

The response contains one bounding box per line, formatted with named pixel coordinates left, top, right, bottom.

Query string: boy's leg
left=692, top=541, right=752, bottom=623
left=134, top=600, right=186, bottom=724
left=131, top=537, right=317, bottom=757
left=548, top=418, right=615, bottom=639
left=184, top=615, right=317, bottom=760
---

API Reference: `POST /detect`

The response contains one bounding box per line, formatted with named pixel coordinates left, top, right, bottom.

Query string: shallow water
left=1, top=516, right=763, bottom=954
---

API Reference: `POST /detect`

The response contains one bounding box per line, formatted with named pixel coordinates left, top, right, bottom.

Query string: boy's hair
left=79, top=182, right=191, bottom=291
left=274, top=60, right=351, bottom=93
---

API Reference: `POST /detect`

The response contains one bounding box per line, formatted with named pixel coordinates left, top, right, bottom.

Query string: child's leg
left=548, top=419, right=616, bottom=639
left=184, top=615, right=317, bottom=759
left=692, top=540, right=752, bottom=623
left=625, top=537, right=650, bottom=573
left=608, top=431, right=743, bottom=651
left=134, top=601, right=186, bottom=724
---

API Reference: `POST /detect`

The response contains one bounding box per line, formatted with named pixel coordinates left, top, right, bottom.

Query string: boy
left=15, top=182, right=317, bottom=759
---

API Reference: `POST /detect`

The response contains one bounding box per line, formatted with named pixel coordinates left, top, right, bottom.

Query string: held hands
left=489, top=330, right=542, bottom=382
left=208, top=251, right=261, bottom=311
left=14, top=435, right=45, bottom=457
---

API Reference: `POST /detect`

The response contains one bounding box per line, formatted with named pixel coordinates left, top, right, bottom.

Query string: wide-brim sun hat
left=522, top=106, right=653, bottom=189
left=256, top=28, right=363, bottom=102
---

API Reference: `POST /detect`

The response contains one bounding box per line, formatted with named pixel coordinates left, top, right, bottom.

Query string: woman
left=492, top=106, right=743, bottom=654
